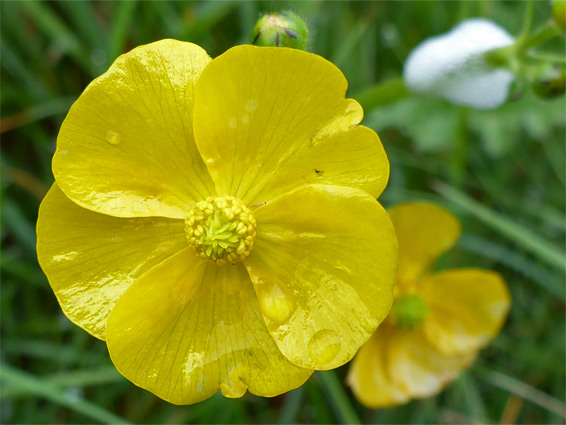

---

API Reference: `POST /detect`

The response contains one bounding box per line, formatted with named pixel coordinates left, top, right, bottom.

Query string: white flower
left=403, top=19, right=515, bottom=110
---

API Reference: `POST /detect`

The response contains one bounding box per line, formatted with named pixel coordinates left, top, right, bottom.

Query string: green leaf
left=365, top=97, right=459, bottom=152
left=468, top=91, right=566, bottom=157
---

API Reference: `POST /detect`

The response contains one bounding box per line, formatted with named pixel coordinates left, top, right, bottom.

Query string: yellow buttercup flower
left=36, top=40, right=398, bottom=404
left=347, top=202, right=510, bottom=408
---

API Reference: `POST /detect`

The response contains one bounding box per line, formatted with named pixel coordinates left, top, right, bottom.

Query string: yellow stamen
left=185, top=196, right=256, bottom=265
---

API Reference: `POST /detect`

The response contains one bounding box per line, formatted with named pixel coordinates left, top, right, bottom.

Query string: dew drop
left=219, top=366, right=247, bottom=398
left=183, top=352, right=204, bottom=375
left=228, top=118, right=237, bottom=128
left=241, top=114, right=249, bottom=124
left=256, top=278, right=296, bottom=326
left=307, top=329, right=341, bottom=367
left=106, top=130, right=121, bottom=145
left=246, top=99, right=258, bottom=112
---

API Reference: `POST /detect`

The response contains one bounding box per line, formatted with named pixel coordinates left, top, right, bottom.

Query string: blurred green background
left=1, top=1, right=565, bottom=424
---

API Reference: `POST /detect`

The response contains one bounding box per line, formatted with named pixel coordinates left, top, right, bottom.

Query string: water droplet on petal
left=183, top=352, right=204, bottom=374
left=241, top=114, right=249, bottom=124
left=256, top=278, right=296, bottom=326
left=307, top=329, right=341, bottom=367
left=182, top=352, right=206, bottom=394
left=228, top=118, right=237, bottom=128
left=220, top=366, right=247, bottom=398
left=106, top=130, right=121, bottom=145
left=246, top=99, right=258, bottom=112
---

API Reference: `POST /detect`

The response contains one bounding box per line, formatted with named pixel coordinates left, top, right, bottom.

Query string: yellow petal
left=53, top=39, right=215, bottom=219
left=347, top=324, right=411, bottom=408
left=388, top=202, right=461, bottom=284
left=36, top=184, right=187, bottom=339
left=389, top=328, right=475, bottom=401
left=193, top=45, right=389, bottom=202
left=421, top=269, right=510, bottom=355
left=106, top=248, right=312, bottom=405
left=244, top=184, right=397, bottom=370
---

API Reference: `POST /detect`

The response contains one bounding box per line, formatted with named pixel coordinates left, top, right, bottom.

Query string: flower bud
left=531, top=63, right=566, bottom=99
left=403, top=19, right=515, bottom=109
left=251, top=12, right=309, bottom=50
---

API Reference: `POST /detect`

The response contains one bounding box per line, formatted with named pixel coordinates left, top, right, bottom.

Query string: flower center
left=185, top=196, right=256, bottom=265
left=391, top=294, right=429, bottom=329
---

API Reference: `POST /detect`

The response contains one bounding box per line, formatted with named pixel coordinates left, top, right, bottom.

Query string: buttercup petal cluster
left=37, top=40, right=398, bottom=404
left=347, top=202, right=510, bottom=408
left=403, top=18, right=515, bottom=109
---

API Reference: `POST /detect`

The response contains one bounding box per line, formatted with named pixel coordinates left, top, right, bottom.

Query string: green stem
left=527, top=51, right=566, bottom=64
left=317, top=370, right=361, bottom=425
left=353, top=77, right=409, bottom=111
left=515, top=21, right=561, bottom=54
left=486, top=21, right=561, bottom=71
left=449, top=107, right=469, bottom=189
left=277, top=387, right=305, bottom=424
left=520, top=0, right=535, bottom=37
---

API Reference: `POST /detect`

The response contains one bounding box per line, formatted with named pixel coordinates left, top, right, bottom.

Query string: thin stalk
left=527, top=51, right=566, bottom=64
left=449, top=107, right=469, bottom=190
left=515, top=21, right=561, bottom=55
left=317, top=370, right=361, bottom=425
left=354, top=77, right=409, bottom=111
left=520, top=0, right=535, bottom=37
left=486, top=21, right=561, bottom=71
left=277, top=387, right=304, bottom=424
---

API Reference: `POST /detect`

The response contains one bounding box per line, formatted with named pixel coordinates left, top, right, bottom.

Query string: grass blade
left=1, top=39, right=52, bottom=101
left=1, top=97, right=75, bottom=134
left=60, top=1, right=108, bottom=52
left=457, top=234, right=565, bottom=298
left=476, top=367, right=566, bottom=418
left=434, top=181, right=566, bottom=272
left=1, top=338, right=108, bottom=365
left=0, top=363, right=131, bottom=424
left=1, top=367, right=123, bottom=399
left=179, top=2, right=235, bottom=42
left=108, top=1, right=138, bottom=63
left=20, top=1, right=95, bottom=76
left=1, top=199, right=36, bottom=255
